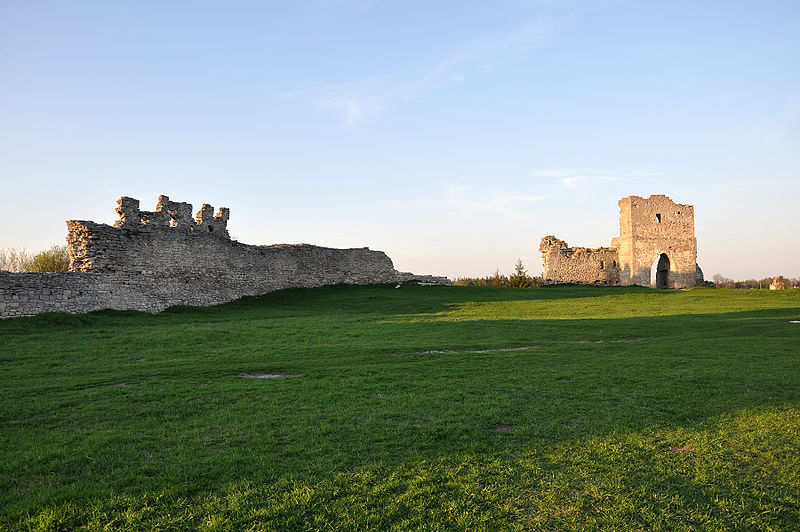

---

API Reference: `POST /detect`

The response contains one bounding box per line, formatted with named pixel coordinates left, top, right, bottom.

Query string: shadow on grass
left=0, top=284, right=692, bottom=332
left=6, top=406, right=800, bottom=529
left=2, top=284, right=799, bottom=521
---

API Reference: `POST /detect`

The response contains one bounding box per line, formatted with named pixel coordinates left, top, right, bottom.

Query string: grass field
left=2, top=284, right=799, bottom=530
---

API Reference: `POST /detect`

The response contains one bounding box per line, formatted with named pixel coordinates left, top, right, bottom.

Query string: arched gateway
left=540, top=195, right=701, bottom=289
left=652, top=253, right=671, bottom=289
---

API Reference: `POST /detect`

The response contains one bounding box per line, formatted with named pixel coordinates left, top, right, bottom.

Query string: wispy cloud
left=318, top=95, right=382, bottom=127
left=281, top=19, right=554, bottom=128
left=530, top=169, right=655, bottom=189
left=400, top=20, right=553, bottom=98
left=444, top=183, right=545, bottom=221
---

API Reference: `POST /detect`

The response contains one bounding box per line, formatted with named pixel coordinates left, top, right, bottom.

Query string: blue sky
left=1, top=0, right=798, bottom=279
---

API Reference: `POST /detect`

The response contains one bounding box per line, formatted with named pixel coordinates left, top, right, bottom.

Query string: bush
left=0, top=245, right=70, bottom=272
left=27, top=245, right=70, bottom=272
left=0, top=247, right=30, bottom=272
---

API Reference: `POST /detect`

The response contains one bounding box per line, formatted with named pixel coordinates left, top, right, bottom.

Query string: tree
left=508, top=258, right=533, bottom=288
left=490, top=268, right=505, bottom=287
left=712, top=273, right=733, bottom=288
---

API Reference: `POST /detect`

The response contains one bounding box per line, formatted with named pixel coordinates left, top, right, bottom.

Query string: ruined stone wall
left=1, top=195, right=448, bottom=318
left=539, top=236, right=621, bottom=285
left=541, top=195, right=700, bottom=288
left=0, top=272, right=102, bottom=319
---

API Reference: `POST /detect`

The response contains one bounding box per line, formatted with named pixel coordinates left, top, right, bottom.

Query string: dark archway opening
left=652, top=253, right=671, bottom=289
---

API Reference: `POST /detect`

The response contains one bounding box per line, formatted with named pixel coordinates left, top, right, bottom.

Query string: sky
left=1, top=0, right=798, bottom=280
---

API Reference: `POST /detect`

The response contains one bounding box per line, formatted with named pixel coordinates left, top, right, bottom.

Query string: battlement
left=112, top=195, right=230, bottom=237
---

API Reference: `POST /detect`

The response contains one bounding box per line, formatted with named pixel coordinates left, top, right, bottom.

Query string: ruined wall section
left=539, top=236, right=620, bottom=285
left=66, top=219, right=399, bottom=313
left=2, top=195, right=448, bottom=318
left=0, top=272, right=102, bottom=318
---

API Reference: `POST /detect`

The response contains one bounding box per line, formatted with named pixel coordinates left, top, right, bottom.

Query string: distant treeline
left=712, top=274, right=799, bottom=289
left=0, top=245, right=70, bottom=273
left=453, top=259, right=799, bottom=290
left=453, top=259, right=544, bottom=288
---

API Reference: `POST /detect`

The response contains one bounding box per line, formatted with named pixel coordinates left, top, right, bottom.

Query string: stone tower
left=610, top=195, right=697, bottom=288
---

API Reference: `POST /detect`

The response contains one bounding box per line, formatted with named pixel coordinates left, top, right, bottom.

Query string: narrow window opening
left=599, top=260, right=604, bottom=270
left=656, top=213, right=662, bottom=223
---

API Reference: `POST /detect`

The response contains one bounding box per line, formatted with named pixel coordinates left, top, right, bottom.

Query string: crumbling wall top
left=112, top=195, right=230, bottom=238
left=539, top=235, right=569, bottom=253
left=540, top=235, right=617, bottom=258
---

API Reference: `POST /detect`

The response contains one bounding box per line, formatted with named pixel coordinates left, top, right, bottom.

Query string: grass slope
left=1, top=285, right=799, bottom=530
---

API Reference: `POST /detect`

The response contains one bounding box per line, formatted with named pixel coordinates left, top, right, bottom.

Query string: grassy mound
left=2, top=285, right=799, bottom=529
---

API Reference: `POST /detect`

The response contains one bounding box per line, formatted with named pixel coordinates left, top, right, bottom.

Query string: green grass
left=1, top=284, right=799, bottom=530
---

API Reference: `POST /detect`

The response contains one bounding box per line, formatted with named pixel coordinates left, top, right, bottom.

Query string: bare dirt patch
left=575, top=338, right=650, bottom=344
left=239, top=373, right=302, bottom=379
left=491, top=425, right=514, bottom=432
left=420, top=346, right=537, bottom=355
left=668, top=446, right=696, bottom=453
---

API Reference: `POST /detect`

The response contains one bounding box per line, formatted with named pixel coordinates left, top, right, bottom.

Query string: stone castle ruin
left=540, top=194, right=702, bottom=288
left=1, top=195, right=448, bottom=318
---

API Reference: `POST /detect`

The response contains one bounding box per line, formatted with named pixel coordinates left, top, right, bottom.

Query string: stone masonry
left=540, top=195, right=702, bottom=288
left=1, top=195, right=449, bottom=318
left=539, top=236, right=621, bottom=285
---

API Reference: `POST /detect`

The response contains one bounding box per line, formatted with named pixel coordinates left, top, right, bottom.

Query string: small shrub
left=0, top=245, right=70, bottom=272
left=27, top=245, right=70, bottom=272
left=490, top=269, right=506, bottom=287
left=0, top=247, right=31, bottom=272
